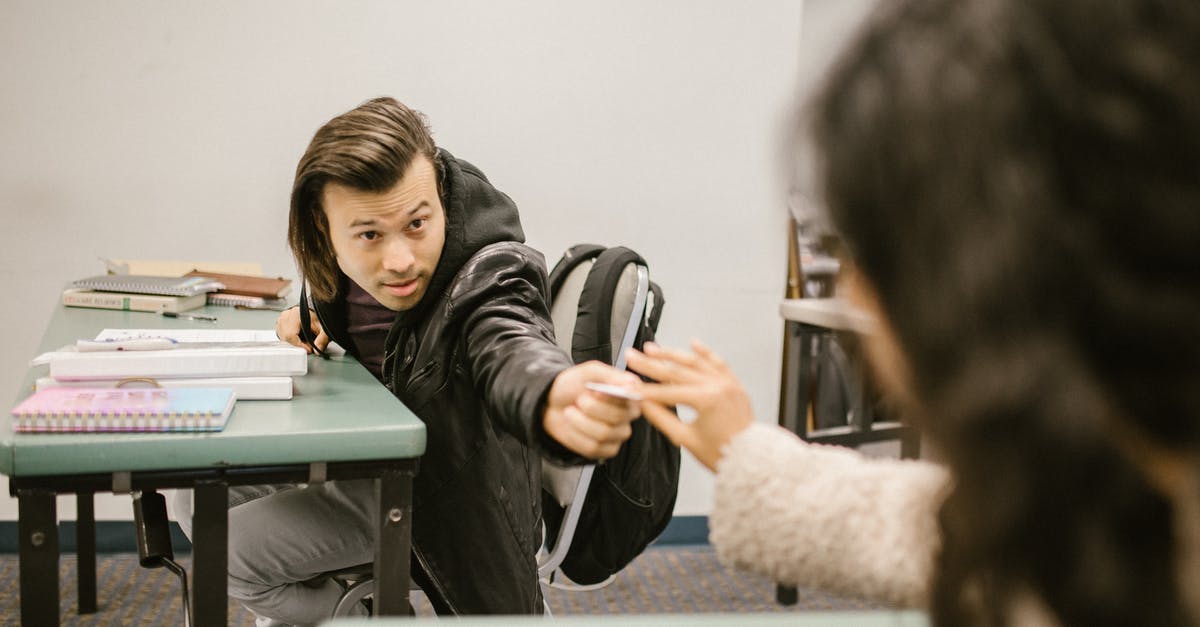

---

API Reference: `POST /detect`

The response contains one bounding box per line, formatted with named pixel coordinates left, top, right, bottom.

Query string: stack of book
left=63, top=275, right=224, bottom=314
left=33, top=262, right=306, bottom=418
left=64, top=267, right=296, bottom=314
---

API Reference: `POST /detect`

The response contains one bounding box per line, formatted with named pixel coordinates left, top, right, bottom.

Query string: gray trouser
left=173, top=480, right=376, bottom=626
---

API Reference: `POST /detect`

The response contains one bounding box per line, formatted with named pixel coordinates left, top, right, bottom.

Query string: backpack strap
left=571, top=247, right=648, bottom=368
left=548, top=243, right=608, bottom=300
left=642, top=281, right=665, bottom=343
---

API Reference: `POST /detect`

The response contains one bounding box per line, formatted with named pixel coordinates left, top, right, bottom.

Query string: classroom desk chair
left=773, top=214, right=920, bottom=605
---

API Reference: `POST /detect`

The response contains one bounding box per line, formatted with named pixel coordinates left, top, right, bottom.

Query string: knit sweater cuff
left=710, top=423, right=950, bottom=607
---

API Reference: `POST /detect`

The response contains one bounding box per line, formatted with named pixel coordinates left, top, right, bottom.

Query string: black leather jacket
left=312, top=152, right=575, bottom=614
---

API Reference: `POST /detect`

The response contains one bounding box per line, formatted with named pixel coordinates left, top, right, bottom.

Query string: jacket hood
left=392, top=148, right=525, bottom=327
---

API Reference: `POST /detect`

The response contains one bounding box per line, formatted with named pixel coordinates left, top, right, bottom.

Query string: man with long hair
left=178, top=97, right=642, bottom=623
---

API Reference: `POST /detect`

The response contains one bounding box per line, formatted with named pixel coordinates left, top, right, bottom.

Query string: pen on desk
left=161, top=311, right=219, bottom=322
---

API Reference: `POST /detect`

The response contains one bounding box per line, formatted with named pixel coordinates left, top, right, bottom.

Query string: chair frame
left=774, top=217, right=920, bottom=605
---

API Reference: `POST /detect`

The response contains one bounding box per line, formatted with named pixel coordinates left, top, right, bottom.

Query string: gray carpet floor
left=0, top=546, right=884, bottom=625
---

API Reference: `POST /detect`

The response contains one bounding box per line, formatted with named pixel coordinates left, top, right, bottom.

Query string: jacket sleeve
left=710, top=423, right=951, bottom=608
left=452, top=243, right=580, bottom=459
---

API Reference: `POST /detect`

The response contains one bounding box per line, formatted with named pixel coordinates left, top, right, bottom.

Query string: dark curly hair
left=809, top=0, right=1200, bottom=624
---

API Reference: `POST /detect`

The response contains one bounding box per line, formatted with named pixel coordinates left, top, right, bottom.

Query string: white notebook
left=48, top=346, right=306, bottom=381
left=35, top=376, right=294, bottom=400
left=47, top=336, right=308, bottom=381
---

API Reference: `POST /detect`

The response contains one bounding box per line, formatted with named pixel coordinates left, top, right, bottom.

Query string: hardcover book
left=10, top=386, right=237, bottom=433
left=184, top=271, right=293, bottom=299
left=62, top=288, right=207, bottom=314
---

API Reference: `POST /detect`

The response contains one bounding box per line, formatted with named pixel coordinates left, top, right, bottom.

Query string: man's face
left=322, top=155, right=447, bottom=311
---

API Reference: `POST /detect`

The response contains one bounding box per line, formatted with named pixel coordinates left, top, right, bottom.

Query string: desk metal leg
left=375, top=468, right=415, bottom=616
left=776, top=322, right=814, bottom=607
left=18, top=490, right=60, bottom=626
left=76, top=491, right=97, bottom=614
left=193, top=481, right=229, bottom=627
left=796, top=323, right=816, bottom=438
left=780, top=321, right=805, bottom=434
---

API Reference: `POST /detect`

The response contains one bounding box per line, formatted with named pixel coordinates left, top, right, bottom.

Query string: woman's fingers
left=643, top=342, right=720, bottom=375
left=635, top=381, right=703, bottom=408
left=626, top=347, right=706, bottom=384
left=640, top=400, right=719, bottom=472
left=629, top=340, right=748, bottom=474
left=640, top=400, right=692, bottom=448
left=624, top=348, right=670, bottom=381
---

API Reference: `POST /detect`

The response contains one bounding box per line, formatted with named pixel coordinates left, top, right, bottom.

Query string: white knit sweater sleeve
left=710, top=422, right=951, bottom=607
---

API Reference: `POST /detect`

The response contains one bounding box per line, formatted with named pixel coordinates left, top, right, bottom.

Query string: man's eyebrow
left=397, top=200, right=431, bottom=221
left=346, top=201, right=430, bottom=228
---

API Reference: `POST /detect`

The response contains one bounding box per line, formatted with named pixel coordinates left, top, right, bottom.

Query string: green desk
left=1, top=303, right=426, bottom=626
left=324, top=611, right=928, bottom=626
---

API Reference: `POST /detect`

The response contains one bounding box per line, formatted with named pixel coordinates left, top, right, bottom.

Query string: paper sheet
left=94, top=328, right=280, bottom=343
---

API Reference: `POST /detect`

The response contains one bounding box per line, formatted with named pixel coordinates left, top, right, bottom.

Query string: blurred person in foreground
left=628, top=0, right=1200, bottom=625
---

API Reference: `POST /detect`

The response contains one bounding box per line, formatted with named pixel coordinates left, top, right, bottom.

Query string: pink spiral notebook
left=10, top=387, right=236, bottom=433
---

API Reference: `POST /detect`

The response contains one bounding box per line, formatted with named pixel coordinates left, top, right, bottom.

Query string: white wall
left=0, top=1, right=873, bottom=523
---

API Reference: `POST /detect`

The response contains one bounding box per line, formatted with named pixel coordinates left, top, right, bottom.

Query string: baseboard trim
left=0, top=520, right=193, bottom=554
left=653, top=515, right=709, bottom=546
left=0, top=515, right=709, bottom=554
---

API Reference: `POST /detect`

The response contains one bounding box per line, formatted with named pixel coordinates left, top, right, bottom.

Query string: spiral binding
left=11, top=387, right=231, bottom=433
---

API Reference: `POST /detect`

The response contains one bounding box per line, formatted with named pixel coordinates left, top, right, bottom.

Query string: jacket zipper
left=379, top=327, right=450, bottom=609
left=413, top=544, right=459, bottom=615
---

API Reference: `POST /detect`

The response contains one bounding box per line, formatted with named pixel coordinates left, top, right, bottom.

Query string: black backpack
left=540, top=244, right=682, bottom=586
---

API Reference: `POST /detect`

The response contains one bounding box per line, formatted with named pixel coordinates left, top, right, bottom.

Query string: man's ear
left=432, top=148, right=446, bottom=197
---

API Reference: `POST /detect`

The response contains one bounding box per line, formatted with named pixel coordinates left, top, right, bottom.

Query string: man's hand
left=275, top=306, right=329, bottom=355
left=625, top=340, right=755, bottom=472
left=543, top=362, right=642, bottom=460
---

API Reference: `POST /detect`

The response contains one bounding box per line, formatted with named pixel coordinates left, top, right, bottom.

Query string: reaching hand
left=626, top=340, right=755, bottom=472
left=543, top=362, right=642, bottom=460
left=275, top=306, right=329, bottom=355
